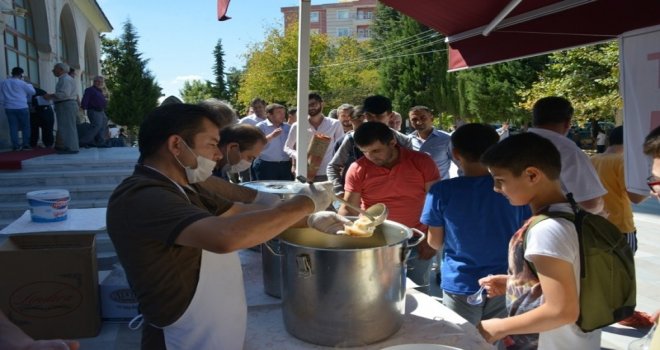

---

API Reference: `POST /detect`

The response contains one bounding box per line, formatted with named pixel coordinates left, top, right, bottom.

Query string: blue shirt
left=410, top=128, right=452, bottom=180
left=0, top=77, right=35, bottom=109
left=420, top=175, right=531, bottom=294
left=255, top=119, right=291, bottom=162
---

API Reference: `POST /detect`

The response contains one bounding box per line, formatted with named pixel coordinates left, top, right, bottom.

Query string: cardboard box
left=99, top=266, right=138, bottom=320
left=0, top=234, right=101, bottom=339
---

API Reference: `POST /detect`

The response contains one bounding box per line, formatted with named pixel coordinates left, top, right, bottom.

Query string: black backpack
left=524, top=194, right=636, bottom=332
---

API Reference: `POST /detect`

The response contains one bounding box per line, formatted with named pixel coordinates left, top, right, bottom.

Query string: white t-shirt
left=529, top=128, right=607, bottom=202
left=284, top=117, right=344, bottom=176
left=525, top=203, right=601, bottom=349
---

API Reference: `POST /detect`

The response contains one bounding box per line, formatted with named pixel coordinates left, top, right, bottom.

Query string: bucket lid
left=26, top=189, right=70, bottom=199
left=241, top=181, right=307, bottom=194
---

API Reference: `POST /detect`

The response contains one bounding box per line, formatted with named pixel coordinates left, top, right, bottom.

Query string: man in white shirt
left=284, top=92, right=344, bottom=181
left=254, top=104, right=293, bottom=180
left=238, top=98, right=267, bottom=126
left=496, top=121, right=510, bottom=141
left=45, top=62, right=79, bottom=154
left=528, top=96, right=606, bottom=214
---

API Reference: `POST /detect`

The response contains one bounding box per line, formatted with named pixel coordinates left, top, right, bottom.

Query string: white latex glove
left=295, top=181, right=335, bottom=212
left=252, top=191, right=281, bottom=207
left=307, top=211, right=352, bottom=234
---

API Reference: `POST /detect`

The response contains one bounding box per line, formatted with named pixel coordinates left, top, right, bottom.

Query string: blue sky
left=97, top=0, right=311, bottom=99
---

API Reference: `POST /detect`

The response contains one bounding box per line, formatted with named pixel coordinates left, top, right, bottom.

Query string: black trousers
left=30, top=106, right=55, bottom=147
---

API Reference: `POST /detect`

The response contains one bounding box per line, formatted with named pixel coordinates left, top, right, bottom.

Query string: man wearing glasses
left=644, top=125, right=660, bottom=200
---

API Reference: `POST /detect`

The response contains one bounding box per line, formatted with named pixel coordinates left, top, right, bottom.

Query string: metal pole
left=295, top=0, right=311, bottom=178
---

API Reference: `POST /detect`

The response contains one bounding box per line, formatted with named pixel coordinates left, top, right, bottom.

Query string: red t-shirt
left=344, top=146, right=440, bottom=230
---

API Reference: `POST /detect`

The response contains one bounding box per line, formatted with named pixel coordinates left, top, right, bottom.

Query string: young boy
left=420, top=123, right=530, bottom=326
left=477, top=132, right=601, bottom=349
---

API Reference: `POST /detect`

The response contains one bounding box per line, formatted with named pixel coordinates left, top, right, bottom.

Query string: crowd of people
left=2, top=91, right=659, bottom=349
left=0, top=64, right=128, bottom=153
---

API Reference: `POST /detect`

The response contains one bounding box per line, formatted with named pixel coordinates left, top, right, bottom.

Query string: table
left=239, top=250, right=494, bottom=349
left=0, top=208, right=107, bottom=236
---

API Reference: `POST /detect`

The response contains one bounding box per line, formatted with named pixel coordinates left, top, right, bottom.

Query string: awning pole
left=295, top=0, right=311, bottom=178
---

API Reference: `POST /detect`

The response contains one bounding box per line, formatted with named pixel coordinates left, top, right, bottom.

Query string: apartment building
left=281, top=0, right=377, bottom=41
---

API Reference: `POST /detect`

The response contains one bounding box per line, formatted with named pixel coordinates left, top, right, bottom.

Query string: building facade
left=281, top=0, right=376, bottom=41
left=0, top=0, right=111, bottom=149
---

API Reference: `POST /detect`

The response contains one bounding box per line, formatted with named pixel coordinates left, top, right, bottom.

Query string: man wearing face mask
left=254, top=103, right=294, bottom=180
left=106, top=103, right=336, bottom=350
left=214, top=124, right=266, bottom=182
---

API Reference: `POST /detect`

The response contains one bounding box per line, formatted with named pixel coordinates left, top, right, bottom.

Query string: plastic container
left=26, top=189, right=70, bottom=222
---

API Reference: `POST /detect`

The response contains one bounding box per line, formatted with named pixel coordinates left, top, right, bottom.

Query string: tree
left=212, top=39, right=228, bottom=100
left=372, top=4, right=460, bottom=118
left=456, top=56, right=548, bottom=124
left=180, top=80, right=215, bottom=103
left=238, top=23, right=330, bottom=108
left=101, top=20, right=161, bottom=129
left=226, top=67, right=245, bottom=114
left=520, top=42, right=620, bottom=125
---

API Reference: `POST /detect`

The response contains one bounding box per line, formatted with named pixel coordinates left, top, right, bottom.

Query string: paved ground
left=75, top=199, right=660, bottom=349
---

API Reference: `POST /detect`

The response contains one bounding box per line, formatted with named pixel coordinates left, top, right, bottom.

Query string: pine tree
left=212, top=39, right=228, bottom=100
left=101, top=20, right=162, bottom=129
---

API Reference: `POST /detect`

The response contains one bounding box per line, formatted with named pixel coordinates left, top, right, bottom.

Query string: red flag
left=217, top=0, right=231, bottom=21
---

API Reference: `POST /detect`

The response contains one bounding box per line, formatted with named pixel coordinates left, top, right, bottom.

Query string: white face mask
left=230, top=159, right=252, bottom=173
left=174, top=140, right=216, bottom=184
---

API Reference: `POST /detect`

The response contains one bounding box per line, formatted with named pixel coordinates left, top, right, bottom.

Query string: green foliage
left=456, top=56, right=548, bottom=124
left=180, top=80, right=215, bottom=103
left=226, top=67, right=245, bottom=114
left=521, top=41, right=620, bottom=125
left=372, top=4, right=459, bottom=123
left=101, top=20, right=161, bottom=129
left=211, top=39, right=228, bottom=99
left=238, top=23, right=378, bottom=113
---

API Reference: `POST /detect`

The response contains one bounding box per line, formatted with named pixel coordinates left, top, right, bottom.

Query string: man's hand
left=308, top=211, right=352, bottom=234
left=296, top=181, right=335, bottom=212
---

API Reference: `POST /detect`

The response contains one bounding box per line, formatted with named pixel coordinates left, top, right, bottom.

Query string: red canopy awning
left=380, top=0, right=660, bottom=70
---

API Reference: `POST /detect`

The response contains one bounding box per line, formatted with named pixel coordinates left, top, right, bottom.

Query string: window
left=357, top=10, right=374, bottom=20
left=310, top=11, right=319, bottom=23
left=336, top=9, right=349, bottom=20
left=337, top=27, right=351, bottom=37
left=357, top=27, right=371, bottom=39
left=4, top=0, right=39, bottom=83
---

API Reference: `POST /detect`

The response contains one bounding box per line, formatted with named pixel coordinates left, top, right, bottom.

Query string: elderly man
left=107, top=103, right=334, bottom=349
left=340, top=121, right=440, bottom=293
left=254, top=103, right=293, bottom=180
left=80, top=76, right=109, bottom=147
left=45, top=63, right=79, bottom=154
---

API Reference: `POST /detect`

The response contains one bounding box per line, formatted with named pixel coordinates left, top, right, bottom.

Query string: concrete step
left=0, top=168, right=133, bottom=187
left=0, top=183, right=119, bottom=202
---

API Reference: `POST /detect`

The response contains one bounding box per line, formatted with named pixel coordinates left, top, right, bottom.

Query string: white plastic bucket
left=26, top=189, right=70, bottom=222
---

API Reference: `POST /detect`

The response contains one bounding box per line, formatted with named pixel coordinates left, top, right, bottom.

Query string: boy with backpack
left=420, top=123, right=530, bottom=326
left=477, top=132, right=602, bottom=349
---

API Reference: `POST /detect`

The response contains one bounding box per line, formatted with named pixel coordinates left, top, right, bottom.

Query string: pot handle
left=408, top=228, right=426, bottom=248
left=263, top=239, right=283, bottom=257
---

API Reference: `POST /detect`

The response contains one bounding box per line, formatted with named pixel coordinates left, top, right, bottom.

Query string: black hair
left=353, top=122, right=394, bottom=147
left=287, top=108, right=297, bottom=115
left=138, top=103, right=220, bottom=161
left=351, top=105, right=365, bottom=120
left=608, top=125, right=623, bottom=146
left=265, top=103, right=285, bottom=114
left=532, top=96, right=574, bottom=126
left=309, top=92, right=323, bottom=103
left=363, top=95, right=392, bottom=115
left=481, top=132, right=561, bottom=180
left=219, top=124, right=266, bottom=151
left=250, top=97, right=266, bottom=107
left=451, top=123, right=500, bottom=162
left=10, top=67, right=24, bottom=76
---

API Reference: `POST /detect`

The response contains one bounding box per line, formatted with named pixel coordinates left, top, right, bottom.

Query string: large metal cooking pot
left=241, top=181, right=306, bottom=298
left=280, top=220, right=425, bottom=347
